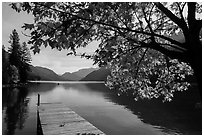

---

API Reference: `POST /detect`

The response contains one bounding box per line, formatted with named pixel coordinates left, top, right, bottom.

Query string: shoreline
left=2, top=83, right=28, bottom=88
left=28, top=80, right=105, bottom=84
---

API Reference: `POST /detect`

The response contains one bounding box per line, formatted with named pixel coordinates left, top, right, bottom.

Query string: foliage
left=8, top=29, right=22, bottom=67
left=10, top=2, right=202, bottom=101
left=18, top=42, right=32, bottom=82
left=2, top=46, right=11, bottom=84
left=105, top=48, right=193, bottom=102
left=8, top=29, right=32, bottom=83
left=8, top=65, right=20, bottom=84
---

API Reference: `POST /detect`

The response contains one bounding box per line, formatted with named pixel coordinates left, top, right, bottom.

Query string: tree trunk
left=187, top=41, right=202, bottom=100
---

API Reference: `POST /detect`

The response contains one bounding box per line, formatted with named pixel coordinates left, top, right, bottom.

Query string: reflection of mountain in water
left=61, top=83, right=109, bottom=93
left=13, top=82, right=201, bottom=135
left=84, top=83, right=201, bottom=135
left=2, top=87, right=30, bottom=135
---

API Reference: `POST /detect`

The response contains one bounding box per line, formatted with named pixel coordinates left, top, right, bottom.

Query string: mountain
left=27, top=66, right=63, bottom=81
left=61, top=72, right=81, bottom=81
left=81, top=67, right=111, bottom=81
left=72, top=68, right=99, bottom=79
left=27, top=66, right=99, bottom=81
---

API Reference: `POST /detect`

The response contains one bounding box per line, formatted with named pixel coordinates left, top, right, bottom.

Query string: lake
left=2, top=81, right=201, bottom=135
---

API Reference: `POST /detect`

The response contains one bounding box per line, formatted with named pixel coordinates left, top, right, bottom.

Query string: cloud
left=31, top=46, right=97, bottom=74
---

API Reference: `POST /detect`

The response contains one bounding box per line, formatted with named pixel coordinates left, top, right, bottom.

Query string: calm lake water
left=2, top=81, right=202, bottom=135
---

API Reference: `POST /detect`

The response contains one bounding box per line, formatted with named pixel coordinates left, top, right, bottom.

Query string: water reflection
left=28, top=83, right=57, bottom=93
left=44, top=82, right=201, bottom=134
left=2, top=82, right=201, bottom=135
left=2, top=87, right=30, bottom=135
left=84, top=83, right=201, bottom=135
left=31, top=82, right=201, bottom=135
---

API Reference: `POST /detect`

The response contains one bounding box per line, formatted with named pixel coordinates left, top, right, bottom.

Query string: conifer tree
left=8, top=29, right=31, bottom=83
left=19, top=42, right=31, bottom=82
left=2, top=45, right=10, bottom=84
left=8, top=29, right=21, bottom=68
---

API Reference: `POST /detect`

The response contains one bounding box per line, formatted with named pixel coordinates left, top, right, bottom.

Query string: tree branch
left=35, top=2, right=184, bottom=47
left=187, top=2, right=196, bottom=29
left=155, top=2, right=188, bottom=38
left=176, top=2, right=185, bottom=21
left=142, top=7, right=155, bottom=41
left=136, top=48, right=149, bottom=76
left=134, top=11, right=144, bottom=31
left=148, top=4, right=155, bottom=21
left=139, top=41, right=187, bottom=61
left=109, top=5, right=128, bottom=29
left=74, top=23, right=95, bottom=45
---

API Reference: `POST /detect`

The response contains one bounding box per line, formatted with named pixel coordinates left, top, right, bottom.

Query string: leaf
left=32, top=46, right=40, bottom=54
left=35, top=39, right=43, bottom=46
left=67, top=52, right=73, bottom=56
left=10, top=3, right=22, bottom=12
left=22, top=23, right=34, bottom=30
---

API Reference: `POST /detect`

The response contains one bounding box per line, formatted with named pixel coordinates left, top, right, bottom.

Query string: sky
left=2, top=2, right=99, bottom=74
left=2, top=2, right=202, bottom=74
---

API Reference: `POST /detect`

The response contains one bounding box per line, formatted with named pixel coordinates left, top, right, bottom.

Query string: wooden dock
left=38, top=103, right=104, bottom=135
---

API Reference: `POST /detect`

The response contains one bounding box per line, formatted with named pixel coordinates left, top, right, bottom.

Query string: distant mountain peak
left=61, top=72, right=80, bottom=81
left=27, top=66, right=99, bottom=81
left=27, top=65, right=63, bottom=81
left=61, top=72, right=71, bottom=75
left=81, top=67, right=110, bottom=81
left=72, top=67, right=99, bottom=78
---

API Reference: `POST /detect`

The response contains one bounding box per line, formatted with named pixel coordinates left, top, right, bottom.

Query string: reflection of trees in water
left=2, top=87, right=30, bottom=135
left=28, top=83, right=57, bottom=93
left=113, top=96, right=201, bottom=134
left=84, top=83, right=110, bottom=92
left=84, top=83, right=201, bottom=135
left=18, top=82, right=200, bottom=134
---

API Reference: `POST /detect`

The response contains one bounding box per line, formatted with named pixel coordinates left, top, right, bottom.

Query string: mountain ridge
left=27, top=65, right=63, bottom=81
left=61, top=72, right=81, bottom=81
left=72, top=68, right=99, bottom=78
left=81, top=67, right=111, bottom=81
left=27, top=65, right=99, bottom=81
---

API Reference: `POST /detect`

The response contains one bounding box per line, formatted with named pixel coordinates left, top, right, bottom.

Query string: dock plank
left=38, top=103, right=104, bottom=135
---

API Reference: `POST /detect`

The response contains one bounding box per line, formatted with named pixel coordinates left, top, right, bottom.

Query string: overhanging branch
left=34, top=2, right=184, bottom=47
left=155, top=2, right=188, bottom=38
left=139, top=41, right=187, bottom=61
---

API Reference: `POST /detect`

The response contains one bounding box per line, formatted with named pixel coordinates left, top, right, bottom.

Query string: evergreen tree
left=8, top=29, right=22, bottom=83
left=2, top=45, right=10, bottom=84
left=8, top=29, right=21, bottom=68
left=8, top=29, right=31, bottom=83
left=19, top=42, right=31, bottom=83
left=8, top=65, right=20, bottom=84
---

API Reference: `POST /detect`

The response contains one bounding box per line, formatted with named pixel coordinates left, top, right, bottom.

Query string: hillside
left=72, top=68, right=99, bottom=79
left=81, top=68, right=111, bottom=81
left=27, top=66, right=63, bottom=81
left=61, top=72, right=81, bottom=81
left=27, top=66, right=99, bottom=81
